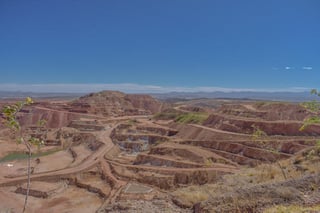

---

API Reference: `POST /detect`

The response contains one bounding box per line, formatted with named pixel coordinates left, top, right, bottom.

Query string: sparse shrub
left=251, top=125, right=267, bottom=140
left=127, top=119, right=138, bottom=125
left=173, top=189, right=209, bottom=206
left=204, top=158, right=213, bottom=167
left=255, top=101, right=267, bottom=108
left=153, top=109, right=181, bottom=120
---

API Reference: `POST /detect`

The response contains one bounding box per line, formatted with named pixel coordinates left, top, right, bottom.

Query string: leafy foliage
left=301, top=100, right=320, bottom=112
left=2, top=97, right=45, bottom=147
left=299, top=116, right=320, bottom=131
left=300, top=89, right=320, bottom=131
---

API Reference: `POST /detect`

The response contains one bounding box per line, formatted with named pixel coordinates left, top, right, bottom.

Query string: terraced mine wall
left=204, top=113, right=320, bottom=136
left=179, top=140, right=300, bottom=165
left=67, top=178, right=108, bottom=199
left=15, top=187, right=49, bottom=198
left=110, top=163, right=229, bottom=190
left=112, top=134, right=169, bottom=144
left=172, top=123, right=250, bottom=140
left=134, top=154, right=204, bottom=168
left=18, top=107, right=91, bottom=128
left=68, top=120, right=105, bottom=131
left=136, top=126, right=178, bottom=136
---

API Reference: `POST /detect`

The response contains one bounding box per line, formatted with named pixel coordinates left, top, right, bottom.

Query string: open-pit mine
left=1, top=91, right=320, bottom=212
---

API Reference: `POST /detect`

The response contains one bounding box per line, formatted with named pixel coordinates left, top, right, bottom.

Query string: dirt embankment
left=171, top=123, right=250, bottom=140
left=68, top=120, right=105, bottom=131
left=148, top=142, right=236, bottom=166
left=15, top=186, right=49, bottom=198
left=67, top=177, right=108, bottom=199
left=18, top=107, right=83, bottom=128
left=136, top=126, right=178, bottom=136
left=110, top=161, right=233, bottom=190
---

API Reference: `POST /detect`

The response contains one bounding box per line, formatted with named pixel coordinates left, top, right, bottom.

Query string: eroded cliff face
left=124, top=94, right=164, bottom=114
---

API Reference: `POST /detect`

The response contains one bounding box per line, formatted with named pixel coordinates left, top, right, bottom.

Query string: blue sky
left=0, top=0, right=319, bottom=93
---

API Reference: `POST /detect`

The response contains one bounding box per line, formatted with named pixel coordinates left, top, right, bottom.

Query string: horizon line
left=0, top=83, right=312, bottom=94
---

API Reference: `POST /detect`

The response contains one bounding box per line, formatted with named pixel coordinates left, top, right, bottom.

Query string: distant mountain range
left=0, top=90, right=317, bottom=102
left=150, top=91, right=316, bottom=102
left=0, top=91, right=84, bottom=99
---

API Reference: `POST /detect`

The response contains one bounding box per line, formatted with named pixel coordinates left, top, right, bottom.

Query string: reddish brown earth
left=0, top=93, right=319, bottom=212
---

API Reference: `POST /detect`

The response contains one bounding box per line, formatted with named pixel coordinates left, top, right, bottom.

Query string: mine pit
left=1, top=91, right=320, bottom=212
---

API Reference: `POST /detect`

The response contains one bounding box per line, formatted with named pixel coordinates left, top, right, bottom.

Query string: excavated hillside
left=203, top=102, right=320, bottom=136
left=1, top=91, right=165, bottom=129
left=70, top=91, right=164, bottom=116
left=1, top=96, right=320, bottom=213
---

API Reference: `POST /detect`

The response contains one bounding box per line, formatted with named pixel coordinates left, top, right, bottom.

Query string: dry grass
left=172, top=186, right=210, bottom=206
left=172, top=152, right=320, bottom=210
left=264, top=204, right=320, bottom=213
left=242, top=152, right=320, bottom=185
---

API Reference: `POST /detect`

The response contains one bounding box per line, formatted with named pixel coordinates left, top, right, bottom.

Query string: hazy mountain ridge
left=151, top=91, right=316, bottom=102
left=0, top=91, right=317, bottom=102
left=0, top=91, right=84, bottom=99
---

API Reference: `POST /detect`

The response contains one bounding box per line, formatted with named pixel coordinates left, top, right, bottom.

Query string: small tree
left=300, top=89, right=320, bottom=131
left=300, top=89, right=320, bottom=157
left=2, top=97, right=45, bottom=213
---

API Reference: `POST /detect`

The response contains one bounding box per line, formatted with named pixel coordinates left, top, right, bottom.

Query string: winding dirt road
left=0, top=126, right=114, bottom=186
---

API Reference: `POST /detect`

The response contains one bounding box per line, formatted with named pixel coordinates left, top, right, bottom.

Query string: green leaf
left=26, top=97, right=34, bottom=105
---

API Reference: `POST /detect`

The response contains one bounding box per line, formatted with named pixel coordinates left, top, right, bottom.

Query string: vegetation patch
left=0, top=149, right=61, bottom=163
left=174, top=112, right=209, bottom=124
left=153, top=109, right=181, bottom=120
left=172, top=187, right=209, bottom=206
left=154, top=109, right=209, bottom=124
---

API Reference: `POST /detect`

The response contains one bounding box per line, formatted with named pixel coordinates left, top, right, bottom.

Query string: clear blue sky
left=0, top=0, right=319, bottom=92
